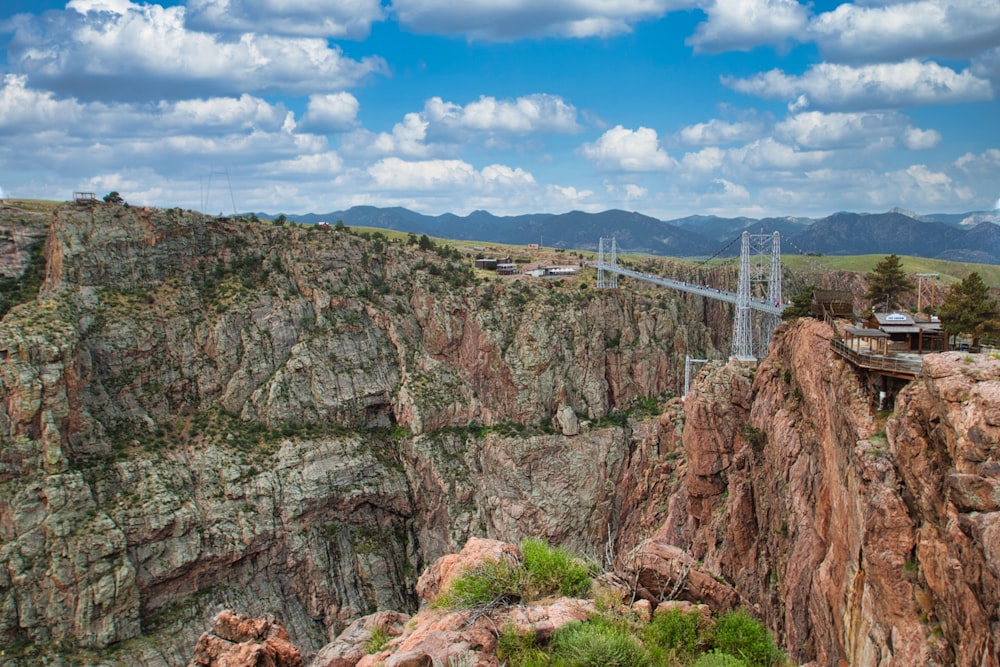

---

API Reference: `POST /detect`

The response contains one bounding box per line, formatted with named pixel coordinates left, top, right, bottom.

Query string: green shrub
left=694, top=650, right=748, bottom=667
left=742, top=424, right=766, bottom=452
left=709, top=609, right=783, bottom=667
left=497, top=624, right=550, bottom=666
left=521, top=538, right=593, bottom=598
left=643, top=607, right=702, bottom=656
left=433, top=558, right=527, bottom=610
left=364, top=625, right=390, bottom=654
left=548, top=619, right=651, bottom=667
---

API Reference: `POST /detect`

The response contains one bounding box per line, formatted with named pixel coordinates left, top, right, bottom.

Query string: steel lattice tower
left=731, top=231, right=782, bottom=360
left=597, top=237, right=618, bottom=289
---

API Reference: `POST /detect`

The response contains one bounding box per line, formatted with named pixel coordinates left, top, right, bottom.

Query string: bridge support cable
left=597, top=237, right=618, bottom=289
left=731, top=231, right=783, bottom=361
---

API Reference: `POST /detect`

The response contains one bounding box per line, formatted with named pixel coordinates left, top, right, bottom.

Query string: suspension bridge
left=595, top=231, right=787, bottom=361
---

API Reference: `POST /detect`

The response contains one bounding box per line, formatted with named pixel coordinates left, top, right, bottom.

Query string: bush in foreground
left=642, top=607, right=703, bottom=659
left=433, top=557, right=527, bottom=610
left=435, top=539, right=593, bottom=611
left=548, top=618, right=651, bottom=667
left=433, top=539, right=784, bottom=667
left=709, top=609, right=783, bottom=666
left=521, top=538, right=593, bottom=598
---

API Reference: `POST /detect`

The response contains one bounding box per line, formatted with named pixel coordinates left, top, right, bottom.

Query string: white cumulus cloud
left=367, top=157, right=474, bottom=190
left=347, top=94, right=579, bottom=158
left=679, top=146, right=726, bottom=172
left=903, top=127, right=941, bottom=151
left=0, top=74, right=87, bottom=132
left=302, top=93, right=360, bottom=133
left=676, top=118, right=766, bottom=146
left=424, top=94, right=579, bottom=136
left=809, top=0, right=1000, bottom=63
left=390, top=0, right=693, bottom=41
left=724, top=60, right=994, bottom=111
left=365, top=113, right=433, bottom=158
left=261, top=151, right=345, bottom=175
left=160, top=95, right=290, bottom=132
left=972, top=47, right=1000, bottom=82
left=888, top=164, right=973, bottom=205
left=5, top=1, right=386, bottom=101
left=351, top=157, right=540, bottom=210
left=730, top=138, right=831, bottom=170
left=710, top=178, right=750, bottom=200
left=775, top=111, right=939, bottom=151
left=580, top=126, right=675, bottom=171
left=185, top=0, right=385, bottom=38
left=687, top=0, right=809, bottom=53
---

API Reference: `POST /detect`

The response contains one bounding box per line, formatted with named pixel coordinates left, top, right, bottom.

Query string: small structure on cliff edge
left=812, top=290, right=854, bottom=320
left=73, top=191, right=97, bottom=205
left=832, top=308, right=948, bottom=411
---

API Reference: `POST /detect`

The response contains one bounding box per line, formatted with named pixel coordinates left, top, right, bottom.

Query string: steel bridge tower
left=731, top=231, right=782, bottom=361
left=597, top=237, right=618, bottom=289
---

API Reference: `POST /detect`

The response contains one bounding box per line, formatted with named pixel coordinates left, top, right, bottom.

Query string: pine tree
left=864, top=254, right=914, bottom=311
left=103, top=191, right=124, bottom=205
left=780, top=284, right=817, bottom=321
left=938, top=272, right=1000, bottom=349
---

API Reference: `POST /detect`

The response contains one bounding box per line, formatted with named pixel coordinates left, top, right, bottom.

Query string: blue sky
left=1, top=0, right=999, bottom=220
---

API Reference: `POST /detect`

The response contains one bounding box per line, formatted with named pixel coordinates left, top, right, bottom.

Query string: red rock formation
left=189, top=610, right=302, bottom=667
left=624, top=539, right=741, bottom=613
left=653, top=318, right=1000, bottom=666
left=310, top=611, right=409, bottom=667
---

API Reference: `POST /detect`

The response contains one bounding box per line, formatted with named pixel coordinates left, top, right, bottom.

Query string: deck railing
left=831, top=339, right=923, bottom=378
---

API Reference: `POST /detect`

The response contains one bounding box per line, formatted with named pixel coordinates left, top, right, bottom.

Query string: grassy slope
left=3, top=199, right=62, bottom=214
left=781, top=253, right=1000, bottom=288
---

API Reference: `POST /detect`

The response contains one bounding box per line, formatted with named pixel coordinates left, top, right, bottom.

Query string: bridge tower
left=915, top=273, right=939, bottom=314
left=731, top=231, right=782, bottom=361
left=597, top=237, right=618, bottom=289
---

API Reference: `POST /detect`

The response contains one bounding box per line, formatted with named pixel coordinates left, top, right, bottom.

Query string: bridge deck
left=595, top=263, right=786, bottom=316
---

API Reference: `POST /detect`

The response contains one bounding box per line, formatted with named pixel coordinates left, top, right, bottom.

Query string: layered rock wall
left=0, top=203, right=720, bottom=663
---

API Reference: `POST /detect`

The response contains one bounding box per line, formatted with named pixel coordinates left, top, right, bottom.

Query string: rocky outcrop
left=189, top=610, right=302, bottom=667
left=309, top=611, right=410, bottom=667
left=317, top=538, right=596, bottom=667
left=623, top=540, right=741, bottom=613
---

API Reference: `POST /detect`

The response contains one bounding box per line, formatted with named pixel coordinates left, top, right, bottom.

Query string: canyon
left=0, top=201, right=997, bottom=665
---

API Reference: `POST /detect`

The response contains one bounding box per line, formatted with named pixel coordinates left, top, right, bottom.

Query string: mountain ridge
left=268, top=206, right=1000, bottom=264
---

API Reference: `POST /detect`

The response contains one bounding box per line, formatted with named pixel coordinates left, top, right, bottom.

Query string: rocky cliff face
left=3, top=202, right=997, bottom=666
left=0, top=203, right=720, bottom=664
left=650, top=318, right=1000, bottom=666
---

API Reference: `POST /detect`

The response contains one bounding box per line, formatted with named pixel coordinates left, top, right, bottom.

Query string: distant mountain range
left=269, top=206, right=1000, bottom=265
